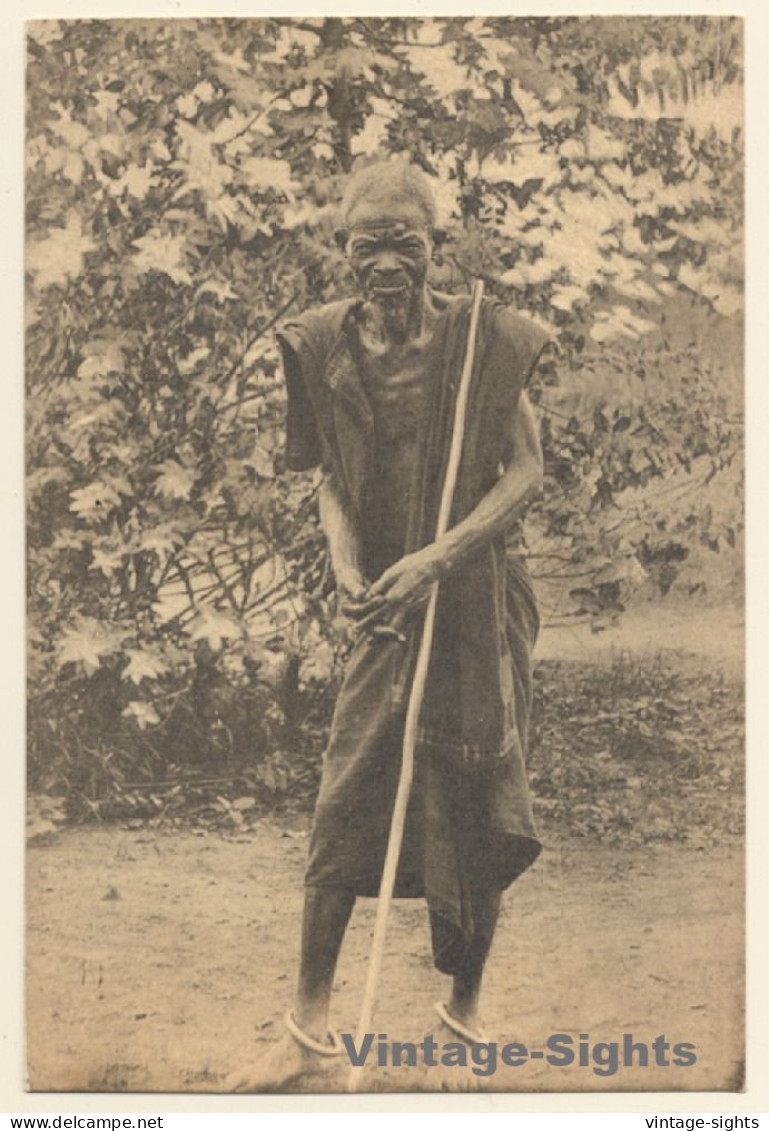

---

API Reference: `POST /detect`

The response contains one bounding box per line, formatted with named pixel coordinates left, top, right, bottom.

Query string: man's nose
left=372, top=252, right=403, bottom=274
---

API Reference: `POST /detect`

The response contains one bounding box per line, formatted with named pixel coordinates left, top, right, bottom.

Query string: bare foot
left=424, top=1020, right=485, bottom=1092
left=223, top=1030, right=328, bottom=1094
left=429, top=1004, right=491, bottom=1093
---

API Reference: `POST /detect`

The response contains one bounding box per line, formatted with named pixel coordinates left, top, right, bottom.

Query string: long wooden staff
left=347, top=279, right=485, bottom=1093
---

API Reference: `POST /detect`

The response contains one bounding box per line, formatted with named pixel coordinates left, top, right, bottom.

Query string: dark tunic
left=277, top=291, right=550, bottom=974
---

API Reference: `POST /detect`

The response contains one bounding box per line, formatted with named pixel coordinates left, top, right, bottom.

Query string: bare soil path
left=27, top=824, right=743, bottom=1094
left=26, top=602, right=744, bottom=1095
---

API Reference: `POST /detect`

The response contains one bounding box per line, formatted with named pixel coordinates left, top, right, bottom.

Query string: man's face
left=344, top=197, right=432, bottom=309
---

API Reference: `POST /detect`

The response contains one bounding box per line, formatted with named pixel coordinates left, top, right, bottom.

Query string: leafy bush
left=26, top=17, right=743, bottom=810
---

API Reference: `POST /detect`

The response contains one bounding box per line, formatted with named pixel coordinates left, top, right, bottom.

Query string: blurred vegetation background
left=25, top=17, right=743, bottom=832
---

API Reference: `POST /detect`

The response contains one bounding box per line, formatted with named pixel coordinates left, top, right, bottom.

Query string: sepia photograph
left=24, top=15, right=745, bottom=1096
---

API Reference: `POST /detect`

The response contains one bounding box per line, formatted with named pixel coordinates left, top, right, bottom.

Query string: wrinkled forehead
left=348, top=217, right=428, bottom=240
left=346, top=195, right=432, bottom=238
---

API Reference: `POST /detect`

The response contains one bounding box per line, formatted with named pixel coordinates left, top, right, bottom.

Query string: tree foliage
left=25, top=17, right=743, bottom=812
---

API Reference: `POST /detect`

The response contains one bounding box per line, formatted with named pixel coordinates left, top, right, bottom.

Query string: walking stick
left=346, top=279, right=485, bottom=1093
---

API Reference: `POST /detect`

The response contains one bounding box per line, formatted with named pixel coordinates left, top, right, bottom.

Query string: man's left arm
left=356, top=391, right=543, bottom=629
left=439, top=389, right=543, bottom=570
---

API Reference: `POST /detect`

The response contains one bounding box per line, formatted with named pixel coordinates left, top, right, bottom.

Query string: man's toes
left=223, top=1031, right=310, bottom=1094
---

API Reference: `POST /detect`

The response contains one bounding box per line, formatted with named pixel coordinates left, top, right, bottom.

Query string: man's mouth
left=369, top=278, right=410, bottom=296
left=372, top=287, right=406, bottom=296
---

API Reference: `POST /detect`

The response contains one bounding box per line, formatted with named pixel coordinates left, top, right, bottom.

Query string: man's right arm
left=318, top=473, right=367, bottom=602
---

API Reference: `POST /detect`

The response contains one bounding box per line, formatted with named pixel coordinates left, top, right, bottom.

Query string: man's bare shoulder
left=489, top=302, right=554, bottom=358
left=430, top=289, right=553, bottom=357
left=480, top=302, right=555, bottom=407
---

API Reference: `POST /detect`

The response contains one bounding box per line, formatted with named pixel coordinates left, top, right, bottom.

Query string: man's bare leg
left=295, top=886, right=356, bottom=1040
left=425, top=889, right=501, bottom=1091
left=226, top=885, right=355, bottom=1092
left=447, top=887, right=501, bottom=1031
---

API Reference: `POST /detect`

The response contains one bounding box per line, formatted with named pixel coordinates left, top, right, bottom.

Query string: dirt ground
left=25, top=604, right=745, bottom=1096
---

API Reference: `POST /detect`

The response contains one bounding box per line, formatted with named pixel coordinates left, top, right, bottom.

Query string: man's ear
left=334, top=229, right=349, bottom=253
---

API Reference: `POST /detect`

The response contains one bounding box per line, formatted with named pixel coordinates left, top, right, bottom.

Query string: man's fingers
left=355, top=596, right=414, bottom=636
left=355, top=605, right=390, bottom=635
left=344, top=588, right=367, bottom=604
left=368, top=624, right=407, bottom=643
left=352, top=586, right=422, bottom=629
left=340, top=599, right=369, bottom=620
left=387, top=605, right=410, bottom=632
left=366, top=569, right=400, bottom=598
left=358, top=596, right=417, bottom=640
left=342, top=593, right=385, bottom=620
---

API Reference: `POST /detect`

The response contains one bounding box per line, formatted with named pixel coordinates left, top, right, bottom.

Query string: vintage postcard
left=23, top=14, right=747, bottom=1098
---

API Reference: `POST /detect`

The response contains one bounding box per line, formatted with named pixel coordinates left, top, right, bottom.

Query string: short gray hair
left=339, top=159, right=437, bottom=229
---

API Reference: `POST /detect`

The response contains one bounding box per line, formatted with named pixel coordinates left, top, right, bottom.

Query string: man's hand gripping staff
left=342, top=545, right=446, bottom=641
left=335, top=381, right=544, bottom=644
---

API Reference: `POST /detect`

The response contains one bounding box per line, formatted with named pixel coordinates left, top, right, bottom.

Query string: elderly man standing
left=229, top=159, right=550, bottom=1092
